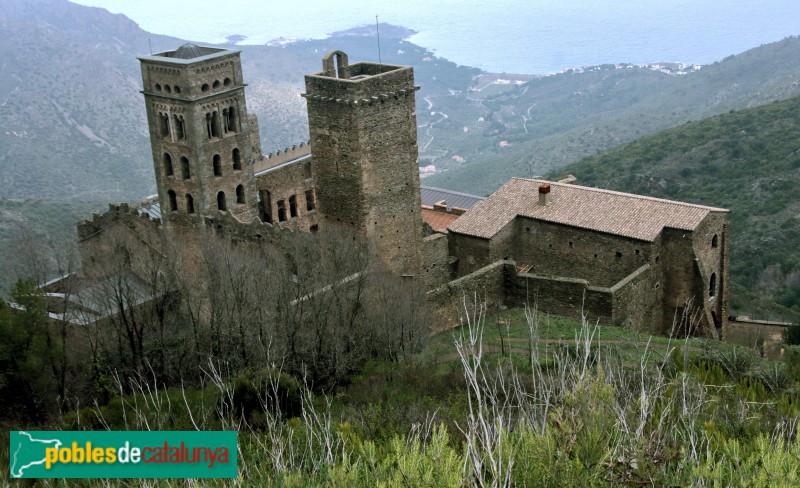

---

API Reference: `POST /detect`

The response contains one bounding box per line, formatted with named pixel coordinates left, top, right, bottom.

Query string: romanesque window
left=174, top=86, right=181, bottom=94
left=223, top=107, right=237, bottom=133
left=185, top=193, right=195, bottom=214
left=712, top=234, right=719, bottom=248
left=277, top=200, right=287, bottom=222
left=236, top=184, right=246, bottom=204
left=213, top=80, right=221, bottom=89
left=180, top=157, right=191, bottom=179
left=217, top=191, right=227, bottom=211
left=163, top=153, right=174, bottom=176
left=223, top=78, right=232, bottom=87
left=159, top=113, right=170, bottom=138
left=167, top=190, right=177, bottom=212
left=709, top=273, right=716, bottom=298
left=155, top=83, right=162, bottom=92
left=206, top=112, right=220, bottom=138
left=164, top=85, right=172, bottom=94
left=213, top=155, right=222, bottom=177
left=173, top=115, right=185, bottom=140
left=232, top=148, right=242, bottom=170
left=201, top=83, right=210, bottom=92
left=305, top=190, right=316, bottom=211
left=289, top=195, right=298, bottom=218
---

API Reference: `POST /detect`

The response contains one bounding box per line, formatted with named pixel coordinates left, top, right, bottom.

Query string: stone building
left=67, top=43, right=729, bottom=337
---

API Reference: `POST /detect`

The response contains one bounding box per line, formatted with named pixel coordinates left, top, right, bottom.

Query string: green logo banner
left=9, top=431, right=237, bottom=479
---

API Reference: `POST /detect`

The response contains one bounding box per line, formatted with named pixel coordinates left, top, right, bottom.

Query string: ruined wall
left=690, top=212, right=730, bottom=338
left=610, top=264, right=660, bottom=332
left=504, top=268, right=614, bottom=324
left=77, top=203, right=163, bottom=280
left=426, top=261, right=509, bottom=333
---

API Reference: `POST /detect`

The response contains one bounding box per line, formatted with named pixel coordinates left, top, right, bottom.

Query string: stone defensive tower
left=138, top=44, right=257, bottom=221
left=303, top=51, right=423, bottom=275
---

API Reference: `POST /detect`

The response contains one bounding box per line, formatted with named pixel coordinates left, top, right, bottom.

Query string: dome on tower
left=173, top=43, right=204, bottom=59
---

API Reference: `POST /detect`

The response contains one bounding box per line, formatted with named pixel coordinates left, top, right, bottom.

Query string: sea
left=71, top=0, right=800, bottom=74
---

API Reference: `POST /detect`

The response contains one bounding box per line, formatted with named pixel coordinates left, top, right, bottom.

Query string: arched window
left=174, top=85, right=181, bottom=94
left=180, top=157, right=191, bottom=179
left=236, top=184, right=246, bottom=204
left=213, top=155, right=222, bottom=176
left=217, top=191, right=227, bottom=211
left=185, top=193, right=195, bottom=214
left=163, top=153, right=173, bottom=176
left=164, top=85, right=172, bottom=94
left=154, top=83, right=162, bottom=92
left=225, top=106, right=236, bottom=133
left=211, top=112, right=220, bottom=138
left=223, top=78, right=232, bottom=87
left=289, top=195, right=298, bottom=218
left=712, top=234, right=719, bottom=248
left=709, top=273, right=717, bottom=298
left=173, top=115, right=185, bottom=140
left=159, top=113, right=170, bottom=138
left=201, top=83, right=209, bottom=92
left=232, top=148, right=241, bottom=170
left=167, top=190, right=177, bottom=212
left=213, top=80, right=220, bottom=89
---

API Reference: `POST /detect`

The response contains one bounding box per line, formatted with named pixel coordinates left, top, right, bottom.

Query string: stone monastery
left=69, top=43, right=730, bottom=337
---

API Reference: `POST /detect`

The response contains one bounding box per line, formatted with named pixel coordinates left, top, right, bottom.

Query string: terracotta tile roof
left=447, top=178, right=728, bottom=241
left=421, top=208, right=461, bottom=230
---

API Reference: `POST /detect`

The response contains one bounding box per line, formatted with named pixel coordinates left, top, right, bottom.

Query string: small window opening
left=201, top=83, right=209, bottom=92
left=167, top=190, right=177, bottom=212
left=568, top=241, right=573, bottom=248
left=712, top=234, right=719, bottom=248
left=213, top=155, right=222, bottom=177
left=709, top=273, right=717, bottom=297
left=159, top=113, right=170, bottom=138
left=154, top=83, right=162, bottom=92
left=223, top=78, right=232, bottom=87
left=635, top=249, right=640, bottom=255
left=225, top=107, right=236, bottom=133
left=180, top=157, right=191, bottom=179
left=173, top=115, right=185, bottom=140
left=232, top=148, right=241, bottom=170
left=289, top=195, right=298, bottom=218
left=163, top=153, right=173, bottom=176
left=277, top=200, right=287, bottom=222
left=259, top=190, right=272, bottom=223
left=174, top=85, right=181, bottom=94
left=593, top=253, right=598, bottom=258
left=164, top=85, right=172, bottom=94
left=185, top=194, right=195, bottom=214
left=211, top=111, right=220, bottom=138
left=310, top=224, right=319, bottom=234
left=213, top=80, right=220, bottom=89
left=236, top=184, right=246, bottom=204
left=655, top=255, right=660, bottom=264
left=615, top=251, right=622, bottom=259
left=217, top=191, right=227, bottom=211
left=305, top=190, right=316, bottom=211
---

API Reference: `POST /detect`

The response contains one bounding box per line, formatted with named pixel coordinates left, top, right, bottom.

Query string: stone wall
left=610, top=264, right=660, bottom=332
left=420, top=232, right=451, bottom=289
left=254, top=155, right=319, bottom=232
left=426, top=261, right=509, bottom=334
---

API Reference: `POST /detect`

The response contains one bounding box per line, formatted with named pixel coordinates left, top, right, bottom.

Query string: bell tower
left=303, top=51, right=423, bottom=275
left=138, top=44, right=258, bottom=221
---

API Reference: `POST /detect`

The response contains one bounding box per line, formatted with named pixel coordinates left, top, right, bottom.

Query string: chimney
left=538, top=183, right=551, bottom=206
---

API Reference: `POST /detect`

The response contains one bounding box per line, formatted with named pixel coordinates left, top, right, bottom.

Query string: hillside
left=425, top=36, right=800, bottom=196
left=555, top=95, right=800, bottom=318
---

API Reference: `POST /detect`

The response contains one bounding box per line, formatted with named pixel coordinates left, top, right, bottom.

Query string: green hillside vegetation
left=426, top=36, right=800, bottom=196
left=5, top=301, right=800, bottom=485
left=556, top=95, right=800, bottom=317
